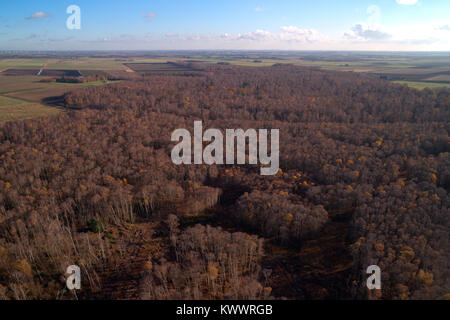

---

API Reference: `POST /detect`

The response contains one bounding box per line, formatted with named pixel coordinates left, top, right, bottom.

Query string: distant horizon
left=1, top=0, right=449, bottom=51
left=1, top=49, right=450, bottom=53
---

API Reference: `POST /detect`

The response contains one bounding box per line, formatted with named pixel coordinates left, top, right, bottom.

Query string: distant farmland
left=124, top=62, right=203, bottom=75
left=1, top=69, right=82, bottom=77
left=0, top=61, right=121, bottom=123
left=393, top=81, right=450, bottom=90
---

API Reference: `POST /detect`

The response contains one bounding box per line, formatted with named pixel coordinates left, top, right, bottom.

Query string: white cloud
left=218, top=27, right=326, bottom=44
left=343, top=5, right=389, bottom=42
left=396, top=0, right=419, bottom=5
left=25, top=12, right=52, bottom=20
left=254, top=7, right=263, bottom=12
left=342, top=20, right=450, bottom=50
left=238, top=30, right=276, bottom=41
left=221, top=33, right=233, bottom=39
left=344, top=23, right=391, bottom=41
left=280, top=26, right=327, bottom=42
left=387, top=22, right=450, bottom=45
left=344, top=5, right=390, bottom=42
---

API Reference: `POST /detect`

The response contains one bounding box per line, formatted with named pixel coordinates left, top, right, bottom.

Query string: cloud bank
left=25, top=12, right=52, bottom=20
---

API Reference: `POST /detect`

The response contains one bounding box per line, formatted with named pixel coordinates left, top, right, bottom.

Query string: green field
left=393, top=81, right=450, bottom=90
left=0, top=95, right=26, bottom=107
left=0, top=94, right=63, bottom=123
left=81, top=80, right=121, bottom=87
left=45, top=58, right=127, bottom=70
left=0, top=59, right=47, bottom=71
left=0, top=103, right=62, bottom=123
left=52, top=80, right=121, bottom=87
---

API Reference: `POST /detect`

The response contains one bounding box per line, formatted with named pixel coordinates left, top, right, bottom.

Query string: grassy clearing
left=45, top=58, right=127, bottom=70
left=0, top=72, right=121, bottom=123
left=0, top=76, right=48, bottom=94
left=0, top=58, right=127, bottom=71
left=5, top=87, right=76, bottom=103
left=131, top=58, right=170, bottom=64
left=0, top=102, right=62, bottom=123
left=81, top=80, right=121, bottom=87
left=392, top=81, right=450, bottom=90
left=0, top=95, right=26, bottom=107
left=50, top=80, right=120, bottom=87
left=0, top=59, right=46, bottom=71
left=0, top=69, right=120, bottom=123
left=0, top=75, right=119, bottom=102
left=0, top=93, right=62, bottom=123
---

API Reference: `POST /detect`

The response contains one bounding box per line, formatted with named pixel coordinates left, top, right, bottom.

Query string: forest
left=0, top=64, right=448, bottom=300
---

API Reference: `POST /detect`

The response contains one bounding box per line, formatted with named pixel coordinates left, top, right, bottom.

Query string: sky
left=0, top=0, right=449, bottom=51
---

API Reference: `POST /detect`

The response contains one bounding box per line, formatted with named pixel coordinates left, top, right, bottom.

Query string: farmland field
left=392, top=80, right=450, bottom=90
left=124, top=62, right=203, bottom=74
left=0, top=102, right=62, bottom=122
left=0, top=87, right=64, bottom=123
left=0, top=94, right=62, bottom=122
left=0, top=58, right=46, bottom=71
left=4, top=86, right=81, bottom=103
left=1, top=69, right=82, bottom=77
left=0, top=57, right=125, bottom=122
left=0, top=95, right=26, bottom=107
left=0, top=75, right=49, bottom=94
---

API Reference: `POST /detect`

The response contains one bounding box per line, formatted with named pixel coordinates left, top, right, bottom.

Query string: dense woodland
left=140, top=217, right=269, bottom=300
left=0, top=64, right=449, bottom=300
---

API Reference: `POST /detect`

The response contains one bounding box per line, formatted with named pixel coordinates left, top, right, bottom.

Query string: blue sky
left=1, top=0, right=449, bottom=50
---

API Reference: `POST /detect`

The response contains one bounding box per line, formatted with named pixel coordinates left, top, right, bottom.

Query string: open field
left=0, top=75, right=50, bottom=94
left=45, top=58, right=128, bottom=70
left=0, top=58, right=47, bottom=71
left=0, top=95, right=26, bottom=107
left=3, top=52, right=447, bottom=83
left=4, top=86, right=81, bottom=103
left=0, top=75, right=110, bottom=122
left=0, top=88, right=64, bottom=123
left=392, top=80, right=450, bottom=90
left=2, top=69, right=82, bottom=77
left=0, top=58, right=126, bottom=71
left=0, top=75, right=83, bottom=97
left=0, top=102, right=62, bottom=122
left=81, top=80, right=121, bottom=87
left=0, top=57, right=125, bottom=123
left=125, top=62, right=202, bottom=74
left=0, top=94, right=63, bottom=123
